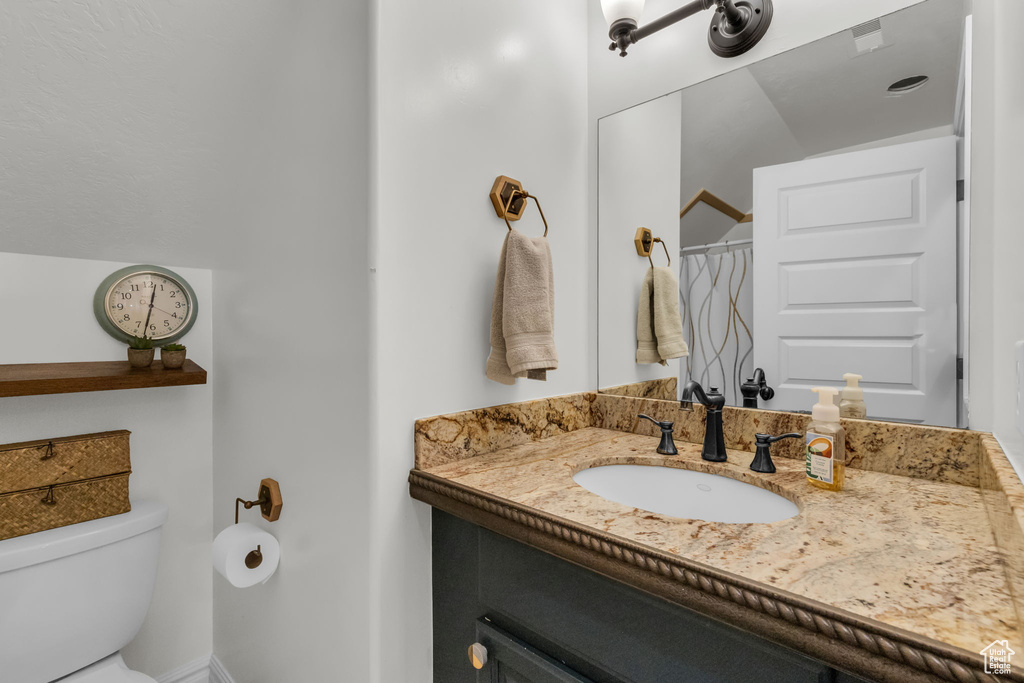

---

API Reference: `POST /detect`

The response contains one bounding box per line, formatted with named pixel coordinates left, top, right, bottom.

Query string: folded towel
left=635, top=268, right=664, bottom=365
left=636, top=266, right=688, bottom=364
left=487, top=229, right=558, bottom=384
left=653, top=266, right=688, bottom=361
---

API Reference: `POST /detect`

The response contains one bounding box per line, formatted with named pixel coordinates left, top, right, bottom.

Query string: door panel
left=753, top=136, right=957, bottom=425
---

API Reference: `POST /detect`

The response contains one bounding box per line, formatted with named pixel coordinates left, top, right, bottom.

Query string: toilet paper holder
left=234, top=478, right=283, bottom=525
left=233, top=478, right=282, bottom=569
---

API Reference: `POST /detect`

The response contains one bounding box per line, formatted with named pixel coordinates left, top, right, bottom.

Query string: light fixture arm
left=608, top=0, right=772, bottom=59
left=609, top=0, right=713, bottom=56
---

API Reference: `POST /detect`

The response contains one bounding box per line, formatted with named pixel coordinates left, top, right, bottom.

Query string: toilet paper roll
left=212, top=523, right=280, bottom=588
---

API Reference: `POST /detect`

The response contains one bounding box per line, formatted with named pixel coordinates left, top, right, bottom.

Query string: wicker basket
left=0, top=431, right=131, bottom=541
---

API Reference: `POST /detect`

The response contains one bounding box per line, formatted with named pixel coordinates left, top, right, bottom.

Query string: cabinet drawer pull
left=468, top=642, right=488, bottom=670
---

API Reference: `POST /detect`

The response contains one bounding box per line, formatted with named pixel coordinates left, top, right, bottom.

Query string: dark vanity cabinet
left=433, top=510, right=871, bottom=683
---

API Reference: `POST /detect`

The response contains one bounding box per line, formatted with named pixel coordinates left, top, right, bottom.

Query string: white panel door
left=753, top=136, right=957, bottom=426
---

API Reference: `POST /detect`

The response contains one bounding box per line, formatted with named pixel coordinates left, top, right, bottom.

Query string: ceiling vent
left=851, top=18, right=885, bottom=54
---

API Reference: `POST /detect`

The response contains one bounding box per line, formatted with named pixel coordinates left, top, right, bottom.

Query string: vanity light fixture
left=601, top=0, right=773, bottom=58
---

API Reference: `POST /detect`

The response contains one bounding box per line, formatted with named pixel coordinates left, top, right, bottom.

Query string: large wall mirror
left=597, top=0, right=970, bottom=428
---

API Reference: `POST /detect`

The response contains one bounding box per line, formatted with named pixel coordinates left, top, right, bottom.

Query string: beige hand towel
left=636, top=266, right=688, bottom=364
left=635, top=268, right=664, bottom=365
left=486, top=229, right=558, bottom=384
left=653, top=266, right=688, bottom=361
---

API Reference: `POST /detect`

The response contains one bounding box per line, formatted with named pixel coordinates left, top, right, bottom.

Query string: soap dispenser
left=839, top=373, right=866, bottom=419
left=805, top=387, right=846, bottom=492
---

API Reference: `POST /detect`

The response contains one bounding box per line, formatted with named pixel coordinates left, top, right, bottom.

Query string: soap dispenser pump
left=839, top=373, right=866, bottom=419
left=805, top=387, right=846, bottom=492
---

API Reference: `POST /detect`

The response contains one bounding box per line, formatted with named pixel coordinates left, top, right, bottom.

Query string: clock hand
left=151, top=305, right=176, bottom=318
left=141, top=284, right=155, bottom=336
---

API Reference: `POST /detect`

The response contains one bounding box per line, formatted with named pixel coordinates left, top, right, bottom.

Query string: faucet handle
left=749, top=432, right=802, bottom=473
left=758, top=432, right=801, bottom=445
left=638, top=414, right=678, bottom=456
left=639, top=414, right=673, bottom=429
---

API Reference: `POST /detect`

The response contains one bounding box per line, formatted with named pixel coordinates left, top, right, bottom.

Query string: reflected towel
left=653, top=266, right=688, bottom=361
left=636, top=268, right=663, bottom=365
left=486, top=229, right=558, bottom=384
left=636, top=266, right=688, bottom=365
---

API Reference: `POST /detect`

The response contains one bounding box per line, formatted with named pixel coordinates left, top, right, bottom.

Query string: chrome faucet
left=681, top=381, right=727, bottom=462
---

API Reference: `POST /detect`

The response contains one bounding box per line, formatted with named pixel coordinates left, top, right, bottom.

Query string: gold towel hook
left=649, top=238, right=671, bottom=268
left=635, top=228, right=670, bottom=267
left=501, top=189, right=548, bottom=236
left=490, top=175, right=548, bottom=237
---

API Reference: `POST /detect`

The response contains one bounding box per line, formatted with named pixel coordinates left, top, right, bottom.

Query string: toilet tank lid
left=0, top=500, right=168, bottom=573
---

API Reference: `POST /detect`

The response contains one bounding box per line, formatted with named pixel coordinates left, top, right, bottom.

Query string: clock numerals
left=105, top=272, right=191, bottom=341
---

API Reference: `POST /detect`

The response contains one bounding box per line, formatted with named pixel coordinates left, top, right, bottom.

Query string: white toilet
left=0, top=501, right=169, bottom=683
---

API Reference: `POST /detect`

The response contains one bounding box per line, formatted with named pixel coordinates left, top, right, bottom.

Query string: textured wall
left=969, top=2, right=1024, bottom=462
left=372, top=0, right=591, bottom=679
left=207, top=1, right=372, bottom=682
left=0, top=1, right=373, bottom=680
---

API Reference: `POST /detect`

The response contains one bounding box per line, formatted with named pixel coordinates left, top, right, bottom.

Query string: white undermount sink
left=572, top=465, right=799, bottom=524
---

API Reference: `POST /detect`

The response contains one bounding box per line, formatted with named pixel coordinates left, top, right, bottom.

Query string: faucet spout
left=680, top=381, right=728, bottom=462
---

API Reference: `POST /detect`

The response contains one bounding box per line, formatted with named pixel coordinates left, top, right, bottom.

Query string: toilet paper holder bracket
left=234, top=477, right=283, bottom=525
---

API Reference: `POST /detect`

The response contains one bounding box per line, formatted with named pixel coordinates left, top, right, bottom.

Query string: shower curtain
left=679, top=245, right=754, bottom=406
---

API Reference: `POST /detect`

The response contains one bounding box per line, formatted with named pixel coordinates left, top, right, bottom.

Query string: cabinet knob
left=468, top=642, right=488, bottom=669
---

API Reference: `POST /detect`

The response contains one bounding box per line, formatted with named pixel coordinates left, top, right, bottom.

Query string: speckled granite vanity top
left=410, top=392, right=1024, bottom=681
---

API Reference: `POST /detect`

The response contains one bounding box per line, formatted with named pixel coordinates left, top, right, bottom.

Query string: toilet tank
left=0, top=501, right=168, bottom=683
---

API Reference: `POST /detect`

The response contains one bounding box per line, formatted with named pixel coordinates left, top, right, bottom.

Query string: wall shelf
left=0, top=360, right=208, bottom=398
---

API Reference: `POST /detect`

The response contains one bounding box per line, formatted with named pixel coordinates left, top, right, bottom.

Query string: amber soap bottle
left=806, top=387, right=846, bottom=492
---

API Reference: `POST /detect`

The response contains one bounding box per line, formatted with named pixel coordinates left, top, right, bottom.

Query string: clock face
left=94, top=265, right=198, bottom=343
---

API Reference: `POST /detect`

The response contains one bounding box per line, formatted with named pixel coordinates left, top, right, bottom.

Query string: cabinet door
left=476, top=619, right=595, bottom=683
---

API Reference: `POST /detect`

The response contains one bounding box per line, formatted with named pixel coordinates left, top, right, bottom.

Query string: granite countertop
left=422, top=427, right=1018, bottom=657
left=410, top=392, right=1024, bottom=681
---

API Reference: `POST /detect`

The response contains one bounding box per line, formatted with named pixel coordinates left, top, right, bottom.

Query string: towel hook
left=490, top=175, right=548, bottom=237
left=502, top=189, right=548, bottom=236
left=648, top=238, right=670, bottom=267
left=635, top=228, right=671, bottom=267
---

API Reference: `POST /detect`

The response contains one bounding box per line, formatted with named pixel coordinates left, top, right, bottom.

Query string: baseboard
left=154, top=656, right=211, bottom=683
left=208, top=655, right=236, bottom=683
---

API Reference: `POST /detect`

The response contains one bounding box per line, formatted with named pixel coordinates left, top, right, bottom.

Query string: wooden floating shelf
left=0, top=360, right=208, bottom=398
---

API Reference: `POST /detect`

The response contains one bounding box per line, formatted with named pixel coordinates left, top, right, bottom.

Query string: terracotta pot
left=161, top=348, right=186, bottom=369
left=127, top=348, right=154, bottom=368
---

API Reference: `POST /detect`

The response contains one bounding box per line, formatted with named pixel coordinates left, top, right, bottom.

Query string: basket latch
left=41, top=486, right=57, bottom=506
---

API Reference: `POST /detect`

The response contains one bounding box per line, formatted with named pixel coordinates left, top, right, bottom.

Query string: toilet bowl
left=0, top=501, right=168, bottom=683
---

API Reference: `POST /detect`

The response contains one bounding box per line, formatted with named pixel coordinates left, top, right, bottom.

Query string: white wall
left=0, top=2, right=373, bottom=681
left=597, top=92, right=682, bottom=391
left=0, top=253, right=213, bottom=679
left=371, top=0, right=590, bottom=679
left=969, top=2, right=1024, bottom=459
left=208, top=1, right=372, bottom=682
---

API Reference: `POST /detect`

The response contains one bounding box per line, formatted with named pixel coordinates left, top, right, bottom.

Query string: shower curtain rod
left=679, top=238, right=752, bottom=255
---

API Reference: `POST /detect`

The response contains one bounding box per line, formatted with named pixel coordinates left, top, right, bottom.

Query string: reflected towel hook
left=634, top=227, right=670, bottom=267
left=489, top=175, right=549, bottom=237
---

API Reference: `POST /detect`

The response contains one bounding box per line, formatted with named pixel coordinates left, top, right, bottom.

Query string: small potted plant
left=127, top=336, right=154, bottom=368
left=160, top=343, right=187, bottom=370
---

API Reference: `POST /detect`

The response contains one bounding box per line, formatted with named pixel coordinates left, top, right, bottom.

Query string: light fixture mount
left=708, top=0, right=773, bottom=58
left=605, top=0, right=773, bottom=59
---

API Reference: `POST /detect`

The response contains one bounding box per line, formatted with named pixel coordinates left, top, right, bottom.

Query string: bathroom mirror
left=597, top=0, right=970, bottom=428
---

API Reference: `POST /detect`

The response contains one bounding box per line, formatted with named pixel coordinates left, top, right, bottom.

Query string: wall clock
left=93, top=265, right=198, bottom=344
